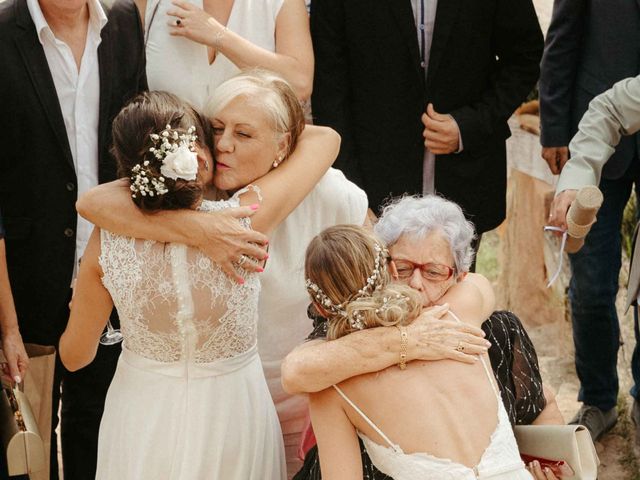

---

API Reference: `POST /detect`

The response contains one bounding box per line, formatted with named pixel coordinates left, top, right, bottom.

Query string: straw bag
left=514, top=424, right=600, bottom=479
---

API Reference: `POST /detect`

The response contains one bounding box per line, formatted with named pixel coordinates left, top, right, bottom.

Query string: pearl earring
left=273, top=155, right=284, bottom=168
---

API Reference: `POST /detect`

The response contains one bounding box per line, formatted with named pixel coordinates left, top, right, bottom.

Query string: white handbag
left=514, top=425, right=600, bottom=479
left=0, top=384, right=47, bottom=476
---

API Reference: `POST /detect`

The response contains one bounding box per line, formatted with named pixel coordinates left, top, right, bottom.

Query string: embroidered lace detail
left=99, top=195, right=260, bottom=363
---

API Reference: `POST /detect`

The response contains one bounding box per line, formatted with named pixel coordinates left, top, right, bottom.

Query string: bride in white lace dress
left=59, top=76, right=339, bottom=479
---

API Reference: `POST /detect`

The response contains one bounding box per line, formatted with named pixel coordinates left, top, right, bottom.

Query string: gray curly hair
left=373, top=195, right=476, bottom=273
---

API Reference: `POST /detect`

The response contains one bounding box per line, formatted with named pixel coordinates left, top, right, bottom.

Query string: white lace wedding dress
left=95, top=197, right=286, bottom=480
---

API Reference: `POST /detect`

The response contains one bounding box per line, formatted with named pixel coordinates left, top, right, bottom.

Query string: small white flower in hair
left=161, top=144, right=198, bottom=181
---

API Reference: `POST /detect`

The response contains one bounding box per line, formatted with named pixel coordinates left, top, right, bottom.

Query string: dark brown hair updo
left=111, top=91, right=213, bottom=211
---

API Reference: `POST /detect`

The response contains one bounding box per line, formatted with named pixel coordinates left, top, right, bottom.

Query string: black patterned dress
left=293, top=309, right=547, bottom=480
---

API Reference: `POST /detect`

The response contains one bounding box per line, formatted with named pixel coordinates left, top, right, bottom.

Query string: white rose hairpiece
left=130, top=124, right=199, bottom=199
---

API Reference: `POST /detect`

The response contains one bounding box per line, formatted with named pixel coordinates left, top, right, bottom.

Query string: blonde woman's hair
left=204, top=69, right=305, bottom=159
left=305, top=225, right=423, bottom=340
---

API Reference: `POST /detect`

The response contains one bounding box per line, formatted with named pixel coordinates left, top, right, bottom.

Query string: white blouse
left=257, top=169, right=368, bottom=437
left=144, top=0, right=284, bottom=109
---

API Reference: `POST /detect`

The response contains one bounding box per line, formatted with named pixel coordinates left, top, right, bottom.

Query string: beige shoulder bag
left=0, top=383, right=47, bottom=475
left=0, top=343, right=55, bottom=477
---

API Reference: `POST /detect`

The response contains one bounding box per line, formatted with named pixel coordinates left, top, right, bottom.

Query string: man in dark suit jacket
left=0, top=0, right=146, bottom=477
left=540, top=0, right=640, bottom=441
left=310, top=0, right=543, bottom=238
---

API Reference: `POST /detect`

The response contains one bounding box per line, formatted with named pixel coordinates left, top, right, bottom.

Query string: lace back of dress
left=98, top=198, right=259, bottom=363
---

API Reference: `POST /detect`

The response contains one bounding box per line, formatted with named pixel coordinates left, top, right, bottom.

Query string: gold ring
left=455, top=342, right=465, bottom=352
left=236, top=255, right=248, bottom=267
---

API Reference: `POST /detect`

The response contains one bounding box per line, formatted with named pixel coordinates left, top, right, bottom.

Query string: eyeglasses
left=391, top=259, right=455, bottom=282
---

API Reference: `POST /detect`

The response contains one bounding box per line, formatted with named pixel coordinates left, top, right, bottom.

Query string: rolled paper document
left=565, top=186, right=603, bottom=253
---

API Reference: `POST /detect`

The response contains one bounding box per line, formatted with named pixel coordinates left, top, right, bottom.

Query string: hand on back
left=195, top=205, right=269, bottom=284
left=407, top=304, right=491, bottom=364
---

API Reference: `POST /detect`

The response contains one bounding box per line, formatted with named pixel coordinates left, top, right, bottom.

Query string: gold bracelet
left=396, top=325, right=408, bottom=370
left=213, top=26, right=228, bottom=51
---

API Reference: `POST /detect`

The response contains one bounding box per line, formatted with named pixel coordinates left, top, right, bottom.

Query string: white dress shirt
left=411, top=0, right=463, bottom=194
left=26, top=0, right=107, bottom=279
left=411, top=0, right=438, bottom=194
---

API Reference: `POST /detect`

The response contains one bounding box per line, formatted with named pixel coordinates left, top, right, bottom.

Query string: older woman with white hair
left=284, top=195, right=564, bottom=480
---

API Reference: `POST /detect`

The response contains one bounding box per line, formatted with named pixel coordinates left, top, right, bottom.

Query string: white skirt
left=96, top=346, right=286, bottom=480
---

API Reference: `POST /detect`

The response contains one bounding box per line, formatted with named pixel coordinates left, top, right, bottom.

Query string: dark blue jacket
left=540, top=0, right=640, bottom=178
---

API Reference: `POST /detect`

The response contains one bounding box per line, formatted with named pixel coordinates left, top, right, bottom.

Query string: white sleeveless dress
left=144, top=0, right=284, bottom=110
left=95, top=197, right=286, bottom=480
left=333, top=315, right=533, bottom=480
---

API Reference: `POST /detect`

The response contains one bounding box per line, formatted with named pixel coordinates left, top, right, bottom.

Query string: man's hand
left=548, top=189, right=577, bottom=231
left=1, top=327, right=29, bottom=384
left=406, top=304, right=491, bottom=364
left=541, top=146, right=569, bottom=175
left=195, top=205, right=269, bottom=283
left=421, top=104, right=461, bottom=155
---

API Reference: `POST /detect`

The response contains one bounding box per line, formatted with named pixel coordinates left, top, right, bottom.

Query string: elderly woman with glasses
left=283, top=194, right=564, bottom=480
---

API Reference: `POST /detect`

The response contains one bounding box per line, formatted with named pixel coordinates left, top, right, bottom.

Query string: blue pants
left=568, top=176, right=640, bottom=411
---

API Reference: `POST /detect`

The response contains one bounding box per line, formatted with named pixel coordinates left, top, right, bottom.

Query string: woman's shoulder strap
left=332, top=385, right=400, bottom=452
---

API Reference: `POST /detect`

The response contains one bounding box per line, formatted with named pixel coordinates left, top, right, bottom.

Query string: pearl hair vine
left=130, top=125, right=199, bottom=199
left=305, top=243, right=389, bottom=331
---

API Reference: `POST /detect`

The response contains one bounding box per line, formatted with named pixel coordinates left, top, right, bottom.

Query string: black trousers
left=55, top=342, right=121, bottom=480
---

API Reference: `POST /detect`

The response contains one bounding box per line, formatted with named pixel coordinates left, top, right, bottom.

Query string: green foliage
left=476, top=231, right=499, bottom=282
left=622, top=192, right=637, bottom=260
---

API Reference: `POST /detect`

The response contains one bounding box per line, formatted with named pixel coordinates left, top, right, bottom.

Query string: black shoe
left=632, top=398, right=640, bottom=448
left=569, top=404, right=618, bottom=441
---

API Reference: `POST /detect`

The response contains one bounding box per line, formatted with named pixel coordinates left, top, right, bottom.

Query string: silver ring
left=455, top=342, right=465, bottom=352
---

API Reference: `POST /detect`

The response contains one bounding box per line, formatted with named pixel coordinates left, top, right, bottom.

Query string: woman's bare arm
left=77, top=126, right=336, bottom=275
left=309, top=387, right=362, bottom=480
left=281, top=305, right=491, bottom=394
left=59, top=229, right=114, bottom=371
left=76, top=180, right=268, bottom=283
left=168, top=0, right=313, bottom=100
left=532, top=384, right=565, bottom=425
left=241, top=125, right=338, bottom=235
left=438, top=273, right=496, bottom=328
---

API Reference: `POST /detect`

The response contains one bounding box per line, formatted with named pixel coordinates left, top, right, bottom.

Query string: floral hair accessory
left=305, top=243, right=388, bottom=331
left=130, top=124, right=198, bottom=199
